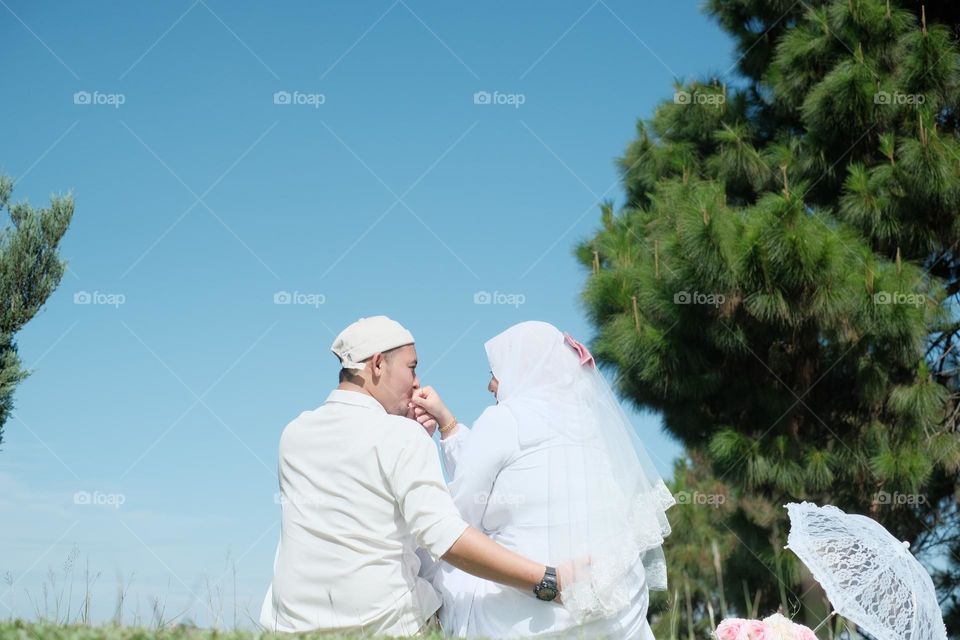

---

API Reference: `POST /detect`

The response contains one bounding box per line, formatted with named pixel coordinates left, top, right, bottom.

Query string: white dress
left=427, top=404, right=657, bottom=639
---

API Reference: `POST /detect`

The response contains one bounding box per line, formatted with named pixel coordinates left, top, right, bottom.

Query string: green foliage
left=0, top=175, right=73, bottom=446
left=578, top=0, right=960, bottom=635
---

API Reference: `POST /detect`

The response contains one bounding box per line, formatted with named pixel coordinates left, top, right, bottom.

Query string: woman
left=412, top=321, right=674, bottom=638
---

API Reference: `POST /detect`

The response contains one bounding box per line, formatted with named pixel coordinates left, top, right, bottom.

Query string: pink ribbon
left=563, top=332, right=595, bottom=368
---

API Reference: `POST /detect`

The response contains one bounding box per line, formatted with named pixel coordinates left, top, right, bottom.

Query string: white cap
left=331, top=316, right=415, bottom=370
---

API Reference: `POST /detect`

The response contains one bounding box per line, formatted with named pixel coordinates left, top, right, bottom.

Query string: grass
left=2, top=545, right=261, bottom=631
left=0, top=620, right=446, bottom=640
left=2, top=547, right=449, bottom=638
left=4, top=546, right=867, bottom=640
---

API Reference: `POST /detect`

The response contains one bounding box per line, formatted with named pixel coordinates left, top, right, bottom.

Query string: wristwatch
left=533, top=566, right=559, bottom=601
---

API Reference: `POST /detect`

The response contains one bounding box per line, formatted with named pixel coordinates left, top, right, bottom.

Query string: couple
left=259, top=316, right=674, bottom=638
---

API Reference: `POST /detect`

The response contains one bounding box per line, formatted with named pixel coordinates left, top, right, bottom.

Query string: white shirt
left=260, top=390, right=469, bottom=636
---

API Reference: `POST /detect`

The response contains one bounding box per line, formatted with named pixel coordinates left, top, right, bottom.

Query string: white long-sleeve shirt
left=260, top=390, right=469, bottom=636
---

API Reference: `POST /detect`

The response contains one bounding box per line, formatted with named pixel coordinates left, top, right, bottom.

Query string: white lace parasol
left=784, top=502, right=947, bottom=640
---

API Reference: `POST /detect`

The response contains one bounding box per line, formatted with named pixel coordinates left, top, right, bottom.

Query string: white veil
left=485, top=321, right=675, bottom=623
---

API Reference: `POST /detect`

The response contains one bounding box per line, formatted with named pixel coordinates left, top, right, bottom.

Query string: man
left=259, top=316, right=560, bottom=636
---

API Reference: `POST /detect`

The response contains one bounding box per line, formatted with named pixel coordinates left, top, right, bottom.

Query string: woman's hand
left=410, top=402, right=438, bottom=437
left=410, top=386, right=455, bottom=436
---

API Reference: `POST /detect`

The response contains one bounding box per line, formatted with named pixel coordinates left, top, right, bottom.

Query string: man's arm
left=385, top=418, right=557, bottom=600
left=442, top=527, right=549, bottom=593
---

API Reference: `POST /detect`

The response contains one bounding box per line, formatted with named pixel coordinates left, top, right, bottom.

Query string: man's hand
left=555, top=554, right=592, bottom=605
left=410, top=386, right=454, bottom=437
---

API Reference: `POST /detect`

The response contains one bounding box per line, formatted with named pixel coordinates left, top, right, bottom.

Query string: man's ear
left=369, top=352, right=385, bottom=377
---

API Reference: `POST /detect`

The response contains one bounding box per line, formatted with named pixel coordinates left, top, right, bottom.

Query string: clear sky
left=1, top=0, right=735, bottom=627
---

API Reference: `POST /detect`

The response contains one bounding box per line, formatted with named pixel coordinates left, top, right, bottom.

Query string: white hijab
left=484, top=321, right=675, bottom=622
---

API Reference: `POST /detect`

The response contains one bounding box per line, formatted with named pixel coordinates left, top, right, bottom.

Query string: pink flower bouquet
left=715, top=613, right=817, bottom=640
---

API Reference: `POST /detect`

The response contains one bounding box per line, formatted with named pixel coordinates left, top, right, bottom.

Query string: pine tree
left=0, top=175, right=73, bottom=447
left=648, top=454, right=739, bottom=639
left=577, top=0, right=960, bottom=634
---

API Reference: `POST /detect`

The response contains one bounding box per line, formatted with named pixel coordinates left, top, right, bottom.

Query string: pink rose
left=793, top=626, right=817, bottom=640
left=715, top=619, right=746, bottom=640
left=744, top=620, right=773, bottom=640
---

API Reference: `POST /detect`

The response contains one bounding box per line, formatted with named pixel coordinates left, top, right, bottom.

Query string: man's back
left=260, top=390, right=468, bottom=636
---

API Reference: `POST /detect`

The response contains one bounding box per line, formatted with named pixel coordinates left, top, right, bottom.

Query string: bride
left=411, top=321, right=674, bottom=638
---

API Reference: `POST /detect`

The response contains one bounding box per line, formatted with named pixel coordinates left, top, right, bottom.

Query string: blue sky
left=1, top=0, right=735, bottom=627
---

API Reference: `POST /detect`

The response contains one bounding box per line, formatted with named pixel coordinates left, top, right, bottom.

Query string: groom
left=260, top=316, right=561, bottom=636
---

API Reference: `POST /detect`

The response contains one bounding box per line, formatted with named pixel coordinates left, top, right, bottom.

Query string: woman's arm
left=411, top=387, right=518, bottom=527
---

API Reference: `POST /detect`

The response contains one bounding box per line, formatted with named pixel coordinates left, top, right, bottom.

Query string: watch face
left=536, top=586, right=558, bottom=601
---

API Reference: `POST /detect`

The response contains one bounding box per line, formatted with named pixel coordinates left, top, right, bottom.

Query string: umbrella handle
left=813, top=610, right=836, bottom=633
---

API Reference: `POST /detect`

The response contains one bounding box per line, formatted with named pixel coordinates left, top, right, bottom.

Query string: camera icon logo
left=873, top=291, right=892, bottom=304
left=274, top=291, right=292, bottom=304
left=473, top=291, right=492, bottom=304
left=273, top=91, right=292, bottom=105
left=673, top=90, right=692, bottom=105
left=874, top=91, right=892, bottom=105
left=473, top=91, right=491, bottom=105
left=73, top=491, right=91, bottom=505
left=73, top=91, right=91, bottom=105
left=674, top=291, right=691, bottom=304
left=74, top=291, right=92, bottom=304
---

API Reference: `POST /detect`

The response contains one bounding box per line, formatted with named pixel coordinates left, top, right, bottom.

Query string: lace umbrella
left=784, top=502, right=947, bottom=640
